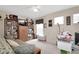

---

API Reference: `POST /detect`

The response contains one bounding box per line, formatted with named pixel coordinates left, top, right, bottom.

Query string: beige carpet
left=26, top=39, right=60, bottom=54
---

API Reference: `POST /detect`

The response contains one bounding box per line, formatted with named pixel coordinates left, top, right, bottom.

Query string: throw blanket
left=13, top=43, right=35, bottom=54
left=0, top=35, right=14, bottom=54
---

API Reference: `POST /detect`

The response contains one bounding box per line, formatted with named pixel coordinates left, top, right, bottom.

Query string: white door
left=36, top=24, right=44, bottom=40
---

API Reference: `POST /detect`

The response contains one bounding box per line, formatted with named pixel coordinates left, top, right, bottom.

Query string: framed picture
left=44, top=23, right=47, bottom=28
left=66, top=16, right=71, bottom=25
left=48, top=20, right=52, bottom=27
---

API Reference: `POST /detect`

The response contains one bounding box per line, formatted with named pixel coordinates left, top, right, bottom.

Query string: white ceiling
left=0, top=5, right=77, bottom=19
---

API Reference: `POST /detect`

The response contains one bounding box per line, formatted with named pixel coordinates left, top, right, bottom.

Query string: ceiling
left=0, top=5, right=77, bottom=19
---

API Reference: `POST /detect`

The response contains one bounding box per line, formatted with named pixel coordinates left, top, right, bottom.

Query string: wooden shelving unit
left=4, top=14, right=19, bottom=39
left=4, top=15, right=35, bottom=41
left=27, top=19, right=35, bottom=40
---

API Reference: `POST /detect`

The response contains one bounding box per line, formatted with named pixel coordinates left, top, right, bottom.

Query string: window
left=54, top=16, right=64, bottom=25
left=73, top=13, right=79, bottom=23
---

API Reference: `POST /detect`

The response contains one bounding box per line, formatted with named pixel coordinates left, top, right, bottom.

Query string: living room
left=0, top=5, right=79, bottom=54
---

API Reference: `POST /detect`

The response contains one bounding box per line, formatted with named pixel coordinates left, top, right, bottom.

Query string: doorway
left=36, top=19, right=45, bottom=40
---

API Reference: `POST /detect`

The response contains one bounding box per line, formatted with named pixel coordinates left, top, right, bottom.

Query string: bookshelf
left=4, top=14, right=19, bottom=39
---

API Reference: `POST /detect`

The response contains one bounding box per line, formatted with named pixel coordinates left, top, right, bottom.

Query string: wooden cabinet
left=18, top=19, right=35, bottom=41
left=19, top=25, right=28, bottom=41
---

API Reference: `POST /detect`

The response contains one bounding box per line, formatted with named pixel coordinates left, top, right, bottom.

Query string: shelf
left=4, top=14, right=19, bottom=39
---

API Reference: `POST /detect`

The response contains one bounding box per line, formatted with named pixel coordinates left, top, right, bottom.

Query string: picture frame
left=48, top=20, right=52, bottom=27
left=44, top=23, right=47, bottom=28
left=66, top=16, right=71, bottom=25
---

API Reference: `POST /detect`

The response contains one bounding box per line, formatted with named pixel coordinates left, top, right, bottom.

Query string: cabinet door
left=19, top=26, right=28, bottom=41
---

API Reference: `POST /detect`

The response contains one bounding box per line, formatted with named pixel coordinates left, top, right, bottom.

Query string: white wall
left=35, top=6, right=79, bottom=44
left=0, top=10, right=7, bottom=37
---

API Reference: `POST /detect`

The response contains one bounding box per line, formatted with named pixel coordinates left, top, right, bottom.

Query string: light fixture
left=32, top=6, right=40, bottom=12
left=33, top=8, right=39, bottom=12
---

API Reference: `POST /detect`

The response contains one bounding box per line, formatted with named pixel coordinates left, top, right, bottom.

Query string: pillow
left=7, top=39, right=20, bottom=48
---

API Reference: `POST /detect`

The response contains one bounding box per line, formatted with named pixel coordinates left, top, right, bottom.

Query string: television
left=75, top=32, right=79, bottom=45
